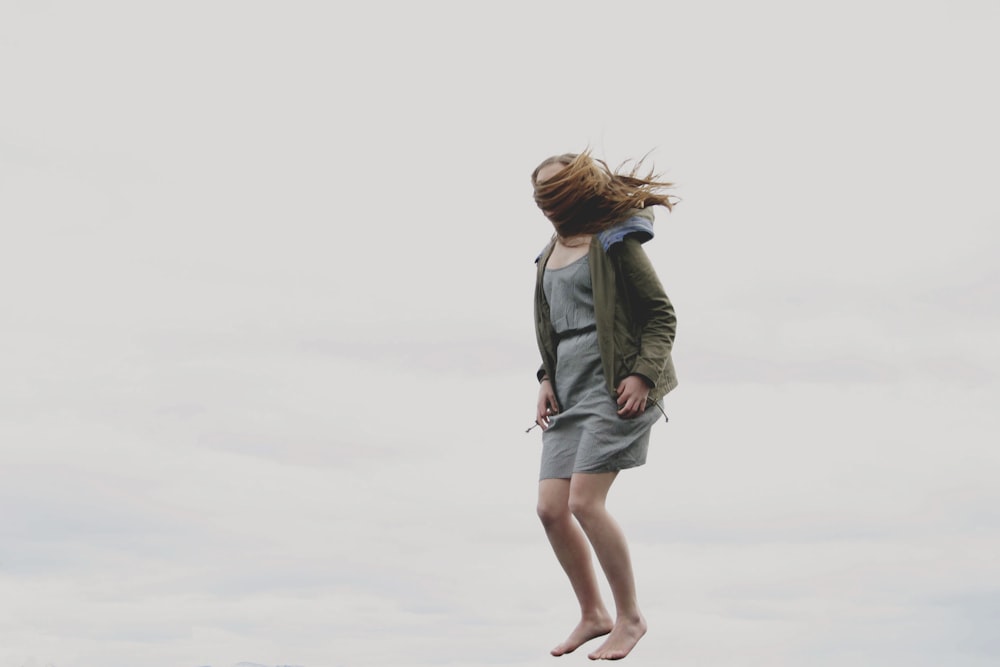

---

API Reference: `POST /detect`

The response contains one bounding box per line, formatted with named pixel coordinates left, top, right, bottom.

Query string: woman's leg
left=537, top=478, right=614, bottom=655
left=568, top=471, right=647, bottom=660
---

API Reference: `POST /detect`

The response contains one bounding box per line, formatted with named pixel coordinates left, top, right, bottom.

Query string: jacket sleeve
left=614, top=237, right=676, bottom=387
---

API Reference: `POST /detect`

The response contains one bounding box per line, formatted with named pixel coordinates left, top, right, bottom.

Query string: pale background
left=1, top=2, right=998, bottom=666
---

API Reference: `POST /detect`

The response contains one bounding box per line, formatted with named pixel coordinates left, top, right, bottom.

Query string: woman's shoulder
left=534, top=237, right=556, bottom=264
left=597, top=208, right=655, bottom=251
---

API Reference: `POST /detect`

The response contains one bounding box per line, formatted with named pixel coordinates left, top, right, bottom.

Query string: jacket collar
left=535, top=208, right=655, bottom=263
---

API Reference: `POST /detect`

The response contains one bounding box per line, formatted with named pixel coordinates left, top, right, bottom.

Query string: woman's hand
left=616, top=374, right=651, bottom=419
left=535, top=378, right=560, bottom=431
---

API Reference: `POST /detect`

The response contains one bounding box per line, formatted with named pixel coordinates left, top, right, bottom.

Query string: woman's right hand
left=535, top=378, right=560, bottom=431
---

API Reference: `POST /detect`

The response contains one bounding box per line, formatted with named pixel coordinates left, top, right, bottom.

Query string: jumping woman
left=530, top=150, right=678, bottom=660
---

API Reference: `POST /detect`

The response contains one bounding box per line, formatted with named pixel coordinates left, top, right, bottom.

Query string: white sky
left=2, top=1, right=999, bottom=666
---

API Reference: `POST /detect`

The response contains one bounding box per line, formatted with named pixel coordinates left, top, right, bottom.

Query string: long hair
left=531, top=150, right=676, bottom=237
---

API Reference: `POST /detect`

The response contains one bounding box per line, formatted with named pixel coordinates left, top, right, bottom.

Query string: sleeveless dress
left=539, top=253, right=660, bottom=480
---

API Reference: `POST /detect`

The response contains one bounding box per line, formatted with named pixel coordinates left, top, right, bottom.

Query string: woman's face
left=535, top=161, right=567, bottom=186
left=534, top=161, right=568, bottom=222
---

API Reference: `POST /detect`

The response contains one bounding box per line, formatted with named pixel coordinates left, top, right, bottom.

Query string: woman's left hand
left=616, top=374, right=651, bottom=419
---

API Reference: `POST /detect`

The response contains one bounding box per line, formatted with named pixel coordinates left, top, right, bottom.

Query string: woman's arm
left=535, top=376, right=560, bottom=430
left=615, top=237, right=676, bottom=388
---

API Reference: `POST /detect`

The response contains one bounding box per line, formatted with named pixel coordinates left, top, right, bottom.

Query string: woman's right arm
left=535, top=377, right=560, bottom=431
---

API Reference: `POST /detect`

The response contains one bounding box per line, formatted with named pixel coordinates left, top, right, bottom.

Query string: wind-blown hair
left=531, top=151, right=676, bottom=237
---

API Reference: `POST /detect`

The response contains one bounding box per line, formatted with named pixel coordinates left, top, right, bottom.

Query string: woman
left=530, top=151, right=678, bottom=660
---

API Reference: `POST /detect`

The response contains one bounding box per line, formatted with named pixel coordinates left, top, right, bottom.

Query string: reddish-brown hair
left=531, top=151, right=676, bottom=237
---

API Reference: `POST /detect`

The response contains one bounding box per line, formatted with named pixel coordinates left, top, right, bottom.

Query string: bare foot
left=587, top=614, right=647, bottom=660
left=551, top=614, right=614, bottom=657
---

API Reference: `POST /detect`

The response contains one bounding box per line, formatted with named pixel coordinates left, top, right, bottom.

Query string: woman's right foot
left=587, top=613, right=647, bottom=660
left=550, top=614, right=615, bottom=656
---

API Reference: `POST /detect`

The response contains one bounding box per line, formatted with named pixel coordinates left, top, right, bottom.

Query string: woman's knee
left=537, top=499, right=570, bottom=528
left=537, top=478, right=571, bottom=527
left=567, top=494, right=602, bottom=522
left=568, top=472, right=615, bottom=522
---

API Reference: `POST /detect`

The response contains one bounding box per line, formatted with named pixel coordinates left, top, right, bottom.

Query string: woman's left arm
left=616, top=237, right=677, bottom=387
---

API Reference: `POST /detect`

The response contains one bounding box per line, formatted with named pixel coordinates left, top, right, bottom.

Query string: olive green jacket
left=533, top=211, right=678, bottom=406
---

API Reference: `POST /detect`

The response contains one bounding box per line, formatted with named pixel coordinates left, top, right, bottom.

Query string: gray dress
left=540, top=254, right=660, bottom=480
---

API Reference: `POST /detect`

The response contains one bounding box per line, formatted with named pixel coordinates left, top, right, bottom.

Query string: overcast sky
left=2, top=2, right=999, bottom=666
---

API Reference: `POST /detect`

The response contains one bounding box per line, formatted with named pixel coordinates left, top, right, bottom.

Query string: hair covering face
left=532, top=153, right=614, bottom=237
left=532, top=151, right=674, bottom=237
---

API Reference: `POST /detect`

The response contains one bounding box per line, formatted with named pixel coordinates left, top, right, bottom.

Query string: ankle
left=614, top=609, right=645, bottom=624
left=581, top=608, right=613, bottom=623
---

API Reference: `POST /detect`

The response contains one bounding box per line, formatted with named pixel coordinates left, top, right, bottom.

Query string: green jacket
left=534, top=211, right=678, bottom=406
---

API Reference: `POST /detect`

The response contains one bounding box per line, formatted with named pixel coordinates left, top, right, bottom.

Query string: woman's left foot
left=587, top=614, right=647, bottom=660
